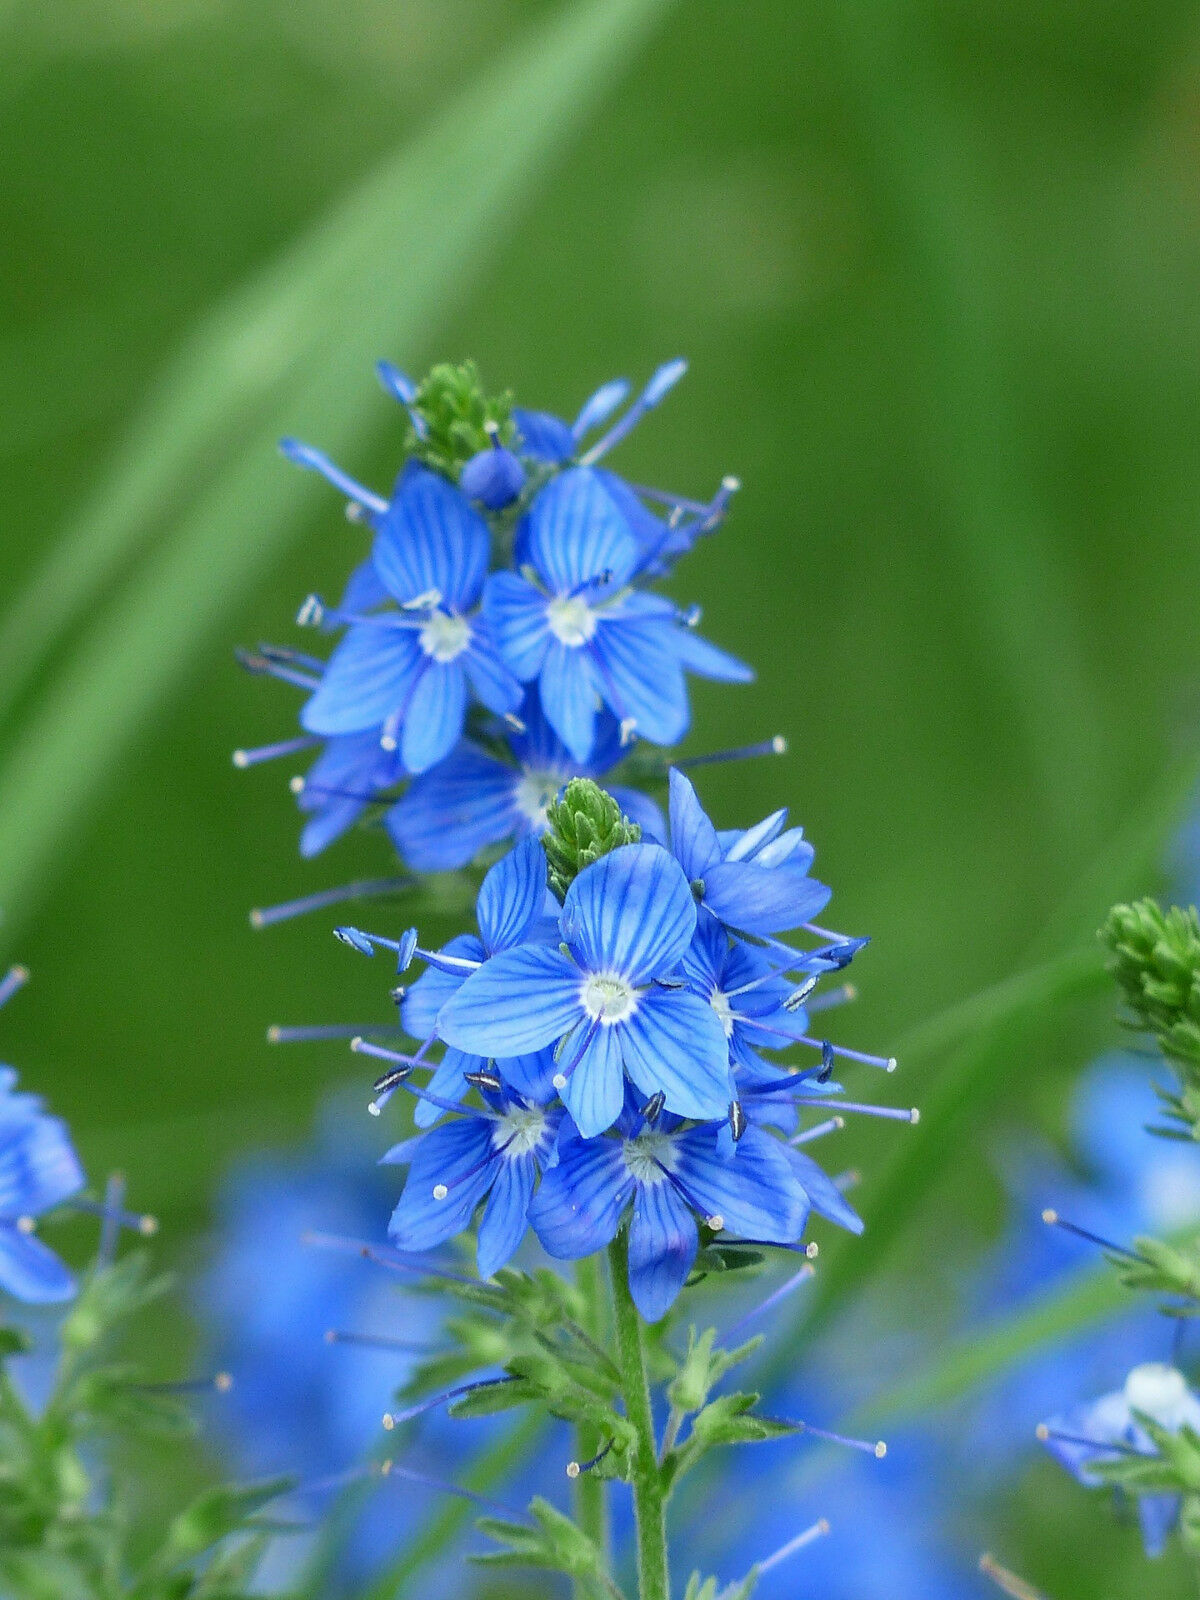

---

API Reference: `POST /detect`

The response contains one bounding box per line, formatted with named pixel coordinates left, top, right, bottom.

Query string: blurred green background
left=3, top=0, right=1200, bottom=1592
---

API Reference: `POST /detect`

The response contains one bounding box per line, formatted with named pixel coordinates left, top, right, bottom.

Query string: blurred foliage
left=3, top=0, right=1200, bottom=1594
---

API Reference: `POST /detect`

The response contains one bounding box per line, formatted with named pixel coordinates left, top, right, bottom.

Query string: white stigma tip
left=266, top=1026, right=281, bottom=1043
left=214, top=1372, right=233, bottom=1393
left=382, top=1413, right=395, bottom=1431
left=908, top=1108, right=920, bottom=1124
left=232, top=750, right=249, bottom=768
left=707, top=1214, right=725, bottom=1232
left=15, top=1216, right=35, bottom=1235
left=288, top=775, right=305, bottom=794
left=770, top=735, right=787, bottom=754
left=565, top=1461, right=581, bottom=1479
left=552, top=1073, right=568, bottom=1091
left=1035, top=1423, right=1049, bottom=1440
left=619, top=717, right=638, bottom=746
left=249, top=910, right=265, bottom=929
left=817, top=1518, right=831, bottom=1535
left=722, top=476, right=741, bottom=491
left=433, top=1184, right=449, bottom=1201
left=11, top=966, right=27, bottom=982
left=844, top=985, right=857, bottom=1001
left=139, top=1215, right=159, bottom=1237
left=874, top=1440, right=887, bottom=1459
left=833, top=1116, right=846, bottom=1130
left=349, top=1036, right=365, bottom=1052
left=1041, top=1209, right=1058, bottom=1226
left=380, top=734, right=398, bottom=753
left=368, top=1101, right=382, bottom=1117
left=885, top=1058, right=898, bottom=1073
left=805, top=1241, right=820, bottom=1259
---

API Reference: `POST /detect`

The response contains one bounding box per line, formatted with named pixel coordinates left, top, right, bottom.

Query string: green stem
left=609, top=1233, right=669, bottom=1600
left=573, top=1255, right=611, bottom=1591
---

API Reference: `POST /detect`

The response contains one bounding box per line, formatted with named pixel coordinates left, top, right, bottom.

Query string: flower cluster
left=337, top=774, right=909, bottom=1323
left=238, top=360, right=752, bottom=874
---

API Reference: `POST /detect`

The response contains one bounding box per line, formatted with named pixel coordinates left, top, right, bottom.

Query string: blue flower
left=667, top=769, right=832, bottom=939
left=483, top=468, right=750, bottom=762
left=296, top=729, right=404, bottom=858
left=301, top=463, right=521, bottom=773
left=399, top=837, right=558, bottom=1127
left=0, top=1068, right=84, bottom=1305
left=1040, top=1362, right=1200, bottom=1556
left=383, top=1074, right=561, bottom=1280
left=437, top=842, right=732, bottom=1138
left=460, top=438, right=527, bottom=510
left=527, top=1099, right=809, bottom=1321
left=384, top=692, right=663, bottom=873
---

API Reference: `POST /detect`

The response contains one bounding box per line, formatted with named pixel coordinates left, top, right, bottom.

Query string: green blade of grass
left=0, top=0, right=673, bottom=947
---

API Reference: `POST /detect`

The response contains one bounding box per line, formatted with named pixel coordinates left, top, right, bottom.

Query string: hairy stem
left=573, top=1254, right=611, bottom=1590
left=609, top=1233, right=669, bottom=1600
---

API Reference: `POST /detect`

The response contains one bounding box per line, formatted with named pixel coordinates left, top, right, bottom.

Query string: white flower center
left=495, top=1105, right=547, bottom=1157
left=623, top=1129, right=676, bottom=1186
left=547, top=595, right=597, bottom=648
left=515, top=768, right=562, bottom=831
left=419, top=610, right=471, bottom=663
left=581, top=972, right=637, bottom=1025
left=710, top=988, right=735, bottom=1039
left=1124, top=1363, right=1192, bottom=1430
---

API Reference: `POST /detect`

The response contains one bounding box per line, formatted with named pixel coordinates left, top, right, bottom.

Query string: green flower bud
left=542, top=778, right=642, bottom=901
left=1100, top=899, right=1200, bottom=1069
left=406, top=360, right=516, bottom=479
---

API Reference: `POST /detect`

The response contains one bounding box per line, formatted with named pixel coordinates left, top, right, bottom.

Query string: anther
left=804, top=1241, right=819, bottom=1259
left=728, top=1101, right=747, bottom=1141
left=289, top=774, right=305, bottom=794
left=296, top=594, right=325, bottom=628
left=464, top=1069, right=502, bottom=1093
left=552, top=1073, right=568, bottom=1091
left=433, top=1184, right=449, bottom=1201
left=706, top=1214, right=725, bottom=1232
left=642, top=1092, right=666, bottom=1123
left=16, top=1216, right=35, bottom=1235
left=1041, top=1210, right=1140, bottom=1261
left=0, top=966, right=30, bottom=1010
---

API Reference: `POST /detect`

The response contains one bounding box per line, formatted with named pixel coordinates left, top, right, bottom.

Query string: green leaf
left=0, top=1328, right=32, bottom=1360
left=0, top=0, right=677, bottom=948
left=155, top=1476, right=296, bottom=1568
left=474, top=1495, right=617, bottom=1592
left=667, top=1327, right=762, bottom=1416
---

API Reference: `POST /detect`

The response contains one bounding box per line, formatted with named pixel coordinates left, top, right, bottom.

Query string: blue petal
left=703, top=861, right=832, bottom=937
left=476, top=1155, right=536, bottom=1278
left=0, top=1116, right=84, bottom=1219
left=387, top=746, right=519, bottom=872
left=1139, top=1493, right=1181, bottom=1557
left=337, top=557, right=389, bottom=616
left=675, top=1124, right=809, bottom=1243
left=476, top=837, right=548, bottom=955
left=301, top=624, right=422, bottom=736
left=527, top=1134, right=632, bottom=1258
left=400, top=661, right=467, bottom=775
left=782, top=1144, right=863, bottom=1234
left=724, top=809, right=788, bottom=862
left=668, top=769, right=723, bottom=881
left=627, top=1179, right=698, bottom=1322
left=668, top=626, right=754, bottom=683
left=513, top=407, right=575, bottom=463
left=401, top=934, right=485, bottom=1041
left=562, top=1025, right=627, bottom=1140
left=300, top=795, right=369, bottom=857
left=563, top=843, right=695, bottom=983
left=414, top=1048, right=476, bottom=1130
left=484, top=572, right=551, bottom=682
left=522, top=468, right=638, bottom=594
left=620, top=989, right=731, bottom=1122
left=572, top=379, right=630, bottom=439
left=500, top=1049, right=559, bottom=1104
left=387, top=1118, right=494, bottom=1253
left=460, top=446, right=526, bottom=510
left=373, top=463, right=488, bottom=609
left=540, top=643, right=597, bottom=762
left=438, top=946, right=582, bottom=1057
left=590, top=616, right=689, bottom=745
left=463, top=631, right=523, bottom=716
left=0, top=1225, right=76, bottom=1304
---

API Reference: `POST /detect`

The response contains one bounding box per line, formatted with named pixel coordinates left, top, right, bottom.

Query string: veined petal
left=668, top=768, right=723, bottom=880
left=0, top=1117, right=84, bottom=1219
left=523, top=467, right=638, bottom=594
left=484, top=572, right=551, bottom=682
left=386, top=746, right=519, bottom=872
left=513, top=407, right=574, bottom=464
left=590, top=617, right=689, bottom=746
left=0, top=1226, right=76, bottom=1304
left=414, top=1048, right=477, bottom=1131
left=400, top=661, right=467, bottom=775
left=476, top=1155, right=536, bottom=1279
left=627, top=1179, right=698, bottom=1322
left=562, top=1025, right=626, bottom=1140
left=620, top=988, right=731, bottom=1122
left=668, top=626, right=754, bottom=683
left=464, top=630, right=523, bottom=716
left=300, top=794, right=368, bottom=857
left=704, top=861, right=832, bottom=936
left=564, top=843, right=695, bottom=983
left=438, top=946, right=582, bottom=1057
left=540, top=643, right=597, bottom=763
left=723, top=808, right=789, bottom=863
left=373, top=463, right=489, bottom=609
left=527, top=1135, right=632, bottom=1259
left=338, top=556, right=389, bottom=616
left=498, top=1049, right=559, bottom=1104
left=476, top=837, right=548, bottom=954
left=675, top=1124, right=808, bottom=1243
left=388, top=1118, right=494, bottom=1252
left=401, top=935, right=485, bottom=1041
left=301, top=625, right=422, bottom=736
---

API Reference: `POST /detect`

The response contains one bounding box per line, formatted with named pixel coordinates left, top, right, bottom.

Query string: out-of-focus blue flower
left=1040, top=1362, right=1200, bottom=1556
left=295, top=729, right=404, bottom=858
left=384, top=1075, right=560, bottom=1280
left=484, top=469, right=750, bottom=762
left=384, top=692, right=663, bottom=874
left=667, top=769, right=832, bottom=940
left=0, top=971, right=85, bottom=1306
left=528, top=1096, right=808, bottom=1321
left=437, top=841, right=732, bottom=1138
left=460, top=437, right=526, bottom=510
left=301, top=463, right=522, bottom=773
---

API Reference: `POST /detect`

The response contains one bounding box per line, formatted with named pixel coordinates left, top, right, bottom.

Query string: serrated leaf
left=474, top=1495, right=607, bottom=1581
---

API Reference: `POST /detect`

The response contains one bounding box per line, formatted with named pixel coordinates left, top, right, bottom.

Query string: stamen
left=755, top=1518, right=831, bottom=1576
left=781, top=1419, right=887, bottom=1458
left=267, top=1023, right=402, bottom=1044
left=677, top=736, right=788, bottom=770
left=566, top=1440, right=613, bottom=1478
left=334, top=926, right=402, bottom=957
left=301, top=1230, right=493, bottom=1290
left=464, top=1069, right=502, bottom=1093
left=834, top=1169, right=860, bottom=1193
left=1040, top=1209, right=1142, bottom=1262
left=324, top=1329, right=435, bottom=1353
left=381, top=1461, right=531, bottom=1521
left=578, top=358, right=687, bottom=464
left=251, top=878, right=412, bottom=929
left=235, top=648, right=320, bottom=692
left=978, top=1553, right=1051, bottom=1600
left=232, top=735, right=320, bottom=768
left=728, top=1101, right=748, bottom=1141
left=790, top=1116, right=845, bottom=1146
left=782, top=977, right=818, bottom=1012
left=69, top=1196, right=157, bottom=1236
left=134, top=1373, right=233, bottom=1395
left=382, top=1374, right=519, bottom=1430
left=552, top=1018, right=601, bottom=1091
left=797, top=1037, right=897, bottom=1073
left=296, top=594, right=325, bottom=628
left=806, top=982, right=857, bottom=1015
left=807, top=1099, right=919, bottom=1124
left=279, top=438, right=388, bottom=515
left=0, top=965, right=29, bottom=1010
left=723, top=1263, right=816, bottom=1341
left=97, top=1171, right=125, bottom=1267
left=1035, top=1424, right=1152, bottom=1458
